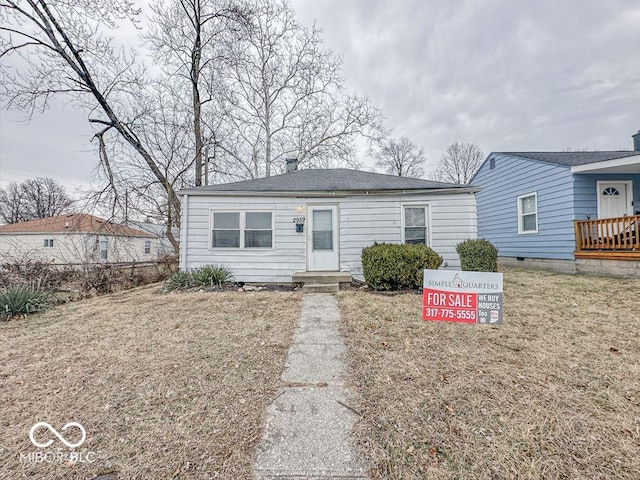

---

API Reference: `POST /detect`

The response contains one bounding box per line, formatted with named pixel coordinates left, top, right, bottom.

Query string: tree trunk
left=191, top=3, right=203, bottom=187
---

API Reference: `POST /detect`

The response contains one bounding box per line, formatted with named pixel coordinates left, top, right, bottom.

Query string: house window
left=245, top=212, right=273, bottom=248
left=144, top=240, right=151, bottom=254
left=100, top=240, right=108, bottom=260
left=517, top=193, right=538, bottom=234
left=43, top=239, right=54, bottom=248
left=404, top=206, right=428, bottom=245
left=212, top=212, right=240, bottom=248
left=211, top=211, right=273, bottom=249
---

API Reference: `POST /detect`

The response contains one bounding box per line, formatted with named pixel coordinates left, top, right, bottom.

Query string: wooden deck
left=574, top=215, right=640, bottom=260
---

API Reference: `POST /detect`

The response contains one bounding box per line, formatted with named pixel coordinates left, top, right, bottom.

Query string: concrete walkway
left=254, top=294, right=369, bottom=480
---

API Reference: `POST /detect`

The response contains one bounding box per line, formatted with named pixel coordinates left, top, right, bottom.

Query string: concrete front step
left=302, top=283, right=339, bottom=293
left=292, top=271, right=352, bottom=286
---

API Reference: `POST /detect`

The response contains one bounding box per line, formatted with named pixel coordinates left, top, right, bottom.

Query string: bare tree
left=0, top=177, right=74, bottom=224
left=373, top=136, right=425, bottom=177
left=431, top=142, right=484, bottom=184
left=215, top=0, right=381, bottom=179
left=21, top=177, right=75, bottom=219
left=0, top=182, right=26, bottom=223
left=145, top=0, right=249, bottom=187
left=0, top=0, right=180, bottom=251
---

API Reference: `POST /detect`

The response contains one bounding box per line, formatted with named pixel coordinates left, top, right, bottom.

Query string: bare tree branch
left=373, top=136, right=426, bottom=177
left=0, top=177, right=75, bottom=223
left=430, top=142, right=484, bottom=184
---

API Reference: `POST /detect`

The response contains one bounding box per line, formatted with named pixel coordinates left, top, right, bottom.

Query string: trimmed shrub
left=163, top=265, right=234, bottom=291
left=0, top=285, right=56, bottom=320
left=456, top=239, right=498, bottom=272
left=362, top=242, right=443, bottom=291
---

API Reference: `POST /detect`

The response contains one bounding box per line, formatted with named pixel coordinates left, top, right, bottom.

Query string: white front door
left=307, top=205, right=339, bottom=271
left=597, top=181, right=632, bottom=219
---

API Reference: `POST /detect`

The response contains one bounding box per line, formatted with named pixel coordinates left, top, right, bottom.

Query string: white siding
left=0, top=233, right=156, bottom=265
left=183, top=197, right=305, bottom=282
left=183, top=191, right=477, bottom=283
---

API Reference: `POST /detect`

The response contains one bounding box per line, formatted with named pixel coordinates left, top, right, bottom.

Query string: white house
left=178, top=167, right=478, bottom=283
left=125, top=220, right=179, bottom=257
left=0, top=214, right=158, bottom=265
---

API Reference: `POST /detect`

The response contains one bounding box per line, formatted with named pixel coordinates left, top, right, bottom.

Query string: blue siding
left=473, top=154, right=575, bottom=260
left=573, top=174, right=640, bottom=220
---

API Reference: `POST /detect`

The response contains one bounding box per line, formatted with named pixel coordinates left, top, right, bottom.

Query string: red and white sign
left=422, top=270, right=503, bottom=324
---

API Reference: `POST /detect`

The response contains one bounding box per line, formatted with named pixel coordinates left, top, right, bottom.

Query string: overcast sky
left=1, top=0, right=639, bottom=194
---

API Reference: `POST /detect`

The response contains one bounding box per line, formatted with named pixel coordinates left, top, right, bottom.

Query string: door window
left=312, top=210, right=333, bottom=251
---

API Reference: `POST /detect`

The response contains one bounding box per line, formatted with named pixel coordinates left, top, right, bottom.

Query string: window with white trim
left=518, top=193, right=538, bottom=234
left=43, top=238, right=54, bottom=248
left=404, top=206, right=429, bottom=245
left=211, top=211, right=273, bottom=249
left=144, top=240, right=151, bottom=254
left=100, top=239, right=108, bottom=260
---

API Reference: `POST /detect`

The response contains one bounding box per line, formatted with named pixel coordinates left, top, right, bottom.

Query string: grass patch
left=0, top=286, right=301, bottom=479
left=338, top=268, right=640, bottom=479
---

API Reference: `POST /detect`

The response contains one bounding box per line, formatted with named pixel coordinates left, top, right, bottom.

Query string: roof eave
left=177, top=187, right=479, bottom=197
left=570, top=154, right=640, bottom=173
left=0, top=231, right=155, bottom=238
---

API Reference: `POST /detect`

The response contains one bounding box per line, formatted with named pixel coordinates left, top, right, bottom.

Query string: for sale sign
left=422, top=270, right=503, bottom=324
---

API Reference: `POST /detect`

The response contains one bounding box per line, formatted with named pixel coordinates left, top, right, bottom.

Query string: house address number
left=293, top=217, right=306, bottom=223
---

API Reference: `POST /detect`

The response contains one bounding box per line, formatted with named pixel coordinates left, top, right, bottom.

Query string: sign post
left=422, top=270, right=504, bottom=324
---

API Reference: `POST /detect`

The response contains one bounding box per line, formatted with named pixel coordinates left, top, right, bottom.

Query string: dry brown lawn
left=0, top=285, right=301, bottom=479
left=339, top=268, right=640, bottom=479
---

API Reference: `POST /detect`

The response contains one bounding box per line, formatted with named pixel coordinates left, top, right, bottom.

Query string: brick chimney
left=285, top=158, right=298, bottom=172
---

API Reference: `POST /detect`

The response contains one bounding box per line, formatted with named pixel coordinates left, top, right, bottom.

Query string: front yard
left=2, top=268, right=639, bottom=479
left=339, top=268, right=640, bottom=479
left=0, top=286, right=301, bottom=479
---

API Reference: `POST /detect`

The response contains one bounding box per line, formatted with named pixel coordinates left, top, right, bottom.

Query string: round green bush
left=361, top=242, right=443, bottom=291
left=456, top=239, right=498, bottom=272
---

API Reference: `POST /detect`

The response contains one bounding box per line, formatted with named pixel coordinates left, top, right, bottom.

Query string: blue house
left=471, top=131, right=640, bottom=276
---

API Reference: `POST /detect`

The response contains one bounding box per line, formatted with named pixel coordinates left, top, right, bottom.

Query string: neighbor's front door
left=307, top=205, right=339, bottom=271
left=597, top=181, right=632, bottom=219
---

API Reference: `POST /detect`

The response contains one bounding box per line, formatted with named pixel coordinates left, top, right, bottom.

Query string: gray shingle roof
left=179, top=168, right=467, bottom=194
left=496, top=151, right=640, bottom=166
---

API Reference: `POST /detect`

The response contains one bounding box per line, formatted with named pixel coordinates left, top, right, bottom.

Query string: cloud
left=2, top=0, right=639, bottom=185
left=292, top=0, right=640, bottom=169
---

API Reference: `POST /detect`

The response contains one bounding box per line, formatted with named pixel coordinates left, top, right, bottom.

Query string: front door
left=597, top=181, right=632, bottom=219
left=307, top=205, right=339, bottom=271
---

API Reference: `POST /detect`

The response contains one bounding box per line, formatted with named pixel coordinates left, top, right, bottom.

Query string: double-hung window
left=517, top=193, right=538, bottom=234
left=211, top=211, right=273, bottom=249
left=403, top=206, right=429, bottom=245
left=212, top=212, right=241, bottom=248
left=244, top=212, right=273, bottom=248
left=144, top=240, right=151, bottom=254
left=100, top=240, right=108, bottom=260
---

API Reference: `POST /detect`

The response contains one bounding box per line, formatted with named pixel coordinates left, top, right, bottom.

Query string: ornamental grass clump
left=163, top=265, right=235, bottom=291
left=0, top=284, right=56, bottom=320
